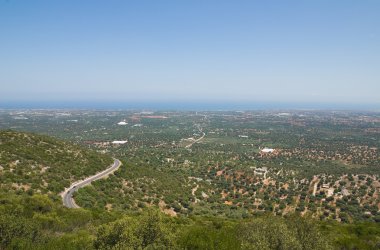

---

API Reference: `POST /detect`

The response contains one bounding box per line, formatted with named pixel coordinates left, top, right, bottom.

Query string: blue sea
left=0, top=101, right=379, bottom=111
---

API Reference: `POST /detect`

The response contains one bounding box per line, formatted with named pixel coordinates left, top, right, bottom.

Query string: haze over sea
left=1, top=101, right=379, bottom=111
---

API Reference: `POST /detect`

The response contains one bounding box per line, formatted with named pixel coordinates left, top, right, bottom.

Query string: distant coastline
left=1, top=101, right=380, bottom=111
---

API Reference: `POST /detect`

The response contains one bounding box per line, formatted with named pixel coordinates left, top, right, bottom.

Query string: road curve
left=62, top=158, right=122, bottom=208
left=185, top=132, right=206, bottom=149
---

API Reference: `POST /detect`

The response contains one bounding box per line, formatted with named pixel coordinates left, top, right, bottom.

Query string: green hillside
left=0, top=130, right=113, bottom=195
left=0, top=130, right=379, bottom=249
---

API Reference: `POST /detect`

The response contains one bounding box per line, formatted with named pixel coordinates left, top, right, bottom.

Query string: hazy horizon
left=1, top=1, right=379, bottom=106
left=1, top=100, right=380, bottom=111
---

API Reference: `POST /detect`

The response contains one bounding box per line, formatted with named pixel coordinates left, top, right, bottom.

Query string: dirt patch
left=216, top=170, right=224, bottom=176
left=105, top=203, right=113, bottom=211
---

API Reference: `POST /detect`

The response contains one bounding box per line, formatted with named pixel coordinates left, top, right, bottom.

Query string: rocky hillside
left=0, top=130, right=113, bottom=195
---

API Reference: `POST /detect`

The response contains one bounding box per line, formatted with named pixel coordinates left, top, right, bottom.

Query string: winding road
left=186, top=132, right=205, bottom=148
left=62, top=158, right=122, bottom=208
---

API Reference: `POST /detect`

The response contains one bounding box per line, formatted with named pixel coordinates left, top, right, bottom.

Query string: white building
left=261, top=148, right=275, bottom=153
left=112, top=140, right=128, bottom=144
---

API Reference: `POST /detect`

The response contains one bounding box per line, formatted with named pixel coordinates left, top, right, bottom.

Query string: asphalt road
left=62, top=158, right=122, bottom=208
left=185, top=132, right=206, bottom=148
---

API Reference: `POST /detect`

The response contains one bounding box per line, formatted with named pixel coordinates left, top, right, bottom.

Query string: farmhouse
left=112, top=140, right=128, bottom=144
left=261, top=148, right=275, bottom=153
left=254, top=167, right=268, bottom=178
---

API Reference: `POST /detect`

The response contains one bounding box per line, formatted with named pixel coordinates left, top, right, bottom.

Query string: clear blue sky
left=1, top=0, right=379, bottom=106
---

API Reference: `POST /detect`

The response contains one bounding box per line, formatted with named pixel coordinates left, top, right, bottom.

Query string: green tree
left=237, top=216, right=301, bottom=250
left=94, top=209, right=175, bottom=249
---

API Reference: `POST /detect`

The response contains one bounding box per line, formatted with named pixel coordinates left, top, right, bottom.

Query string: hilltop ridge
left=0, top=130, right=113, bottom=196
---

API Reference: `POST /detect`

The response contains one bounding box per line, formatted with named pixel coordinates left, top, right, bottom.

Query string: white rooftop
left=261, top=148, right=274, bottom=153
left=117, top=121, right=128, bottom=125
left=112, top=140, right=128, bottom=144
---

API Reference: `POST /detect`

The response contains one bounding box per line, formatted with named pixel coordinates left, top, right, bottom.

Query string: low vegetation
left=2, top=191, right=380, bottom=249
left=0, top=109, right=379, bottom=249
left=0, top=130, right=113, bottom=196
